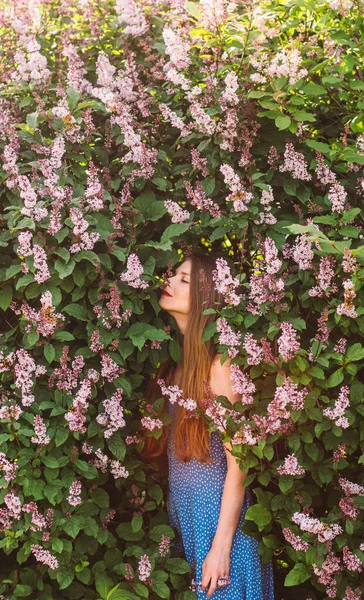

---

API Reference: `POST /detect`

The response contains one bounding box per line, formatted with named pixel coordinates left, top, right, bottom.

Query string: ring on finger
left=216, top=575, right=231, bottom=588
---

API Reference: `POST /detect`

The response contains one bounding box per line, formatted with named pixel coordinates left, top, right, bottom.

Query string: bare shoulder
left=209, top=354, right=240, bottom=403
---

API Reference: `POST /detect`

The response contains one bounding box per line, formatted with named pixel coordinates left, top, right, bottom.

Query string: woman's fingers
left=206, top=577, right=218, bottom=598
left=200, top=571, right=211, bottom=592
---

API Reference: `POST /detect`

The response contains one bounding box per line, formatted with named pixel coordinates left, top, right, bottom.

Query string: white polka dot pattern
left=167, top=401, right=274, bottom=599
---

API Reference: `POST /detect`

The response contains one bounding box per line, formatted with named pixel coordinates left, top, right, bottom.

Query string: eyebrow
left=175, top=269, right=190, bottom=276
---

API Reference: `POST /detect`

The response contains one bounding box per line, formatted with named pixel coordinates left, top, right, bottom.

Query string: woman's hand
left=200, top=545, right=231, bottom=598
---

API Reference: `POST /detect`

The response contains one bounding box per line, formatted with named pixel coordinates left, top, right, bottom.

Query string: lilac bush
left=0, top=0, right=363, bottom=598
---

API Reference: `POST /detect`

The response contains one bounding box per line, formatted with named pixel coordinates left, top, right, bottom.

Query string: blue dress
left=167, top=400, right=274, bottom=599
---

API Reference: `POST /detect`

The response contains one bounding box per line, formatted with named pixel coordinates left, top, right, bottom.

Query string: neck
left=172, top=314, right=189, bottom=335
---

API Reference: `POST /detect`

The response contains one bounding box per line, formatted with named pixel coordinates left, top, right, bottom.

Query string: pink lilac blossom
left=96, top=388, right=126, bottom=438
left=323, top=386, right=350, bottom=429
left=189, top=100, right=216, bottom=135
left=333, top=443, right=346, bottom=463
left=163, top=26, right=191, bottom=70
left=15, top=290, right=65, bottom=337
left=120, top=253, right=149, bottom=289
left=84, top=162, right=104, bottom=211
left=277, top=454, right=305, bottom=476
left=342, top=247, right=358, bottom=273
left=31, top=415, right=50, bottom=445
left=164, top=199, right=190, bottom=223
left=229, top=364, right=256, bottom=405
left=141, top=416, right=163, bottom=431
left=12, top=37, right=51, bottom=84
left=115, top=0, right=148, bottom=36
left=279, top=142, right=312, bottom=180
left=339, top=498, right=359, bottom=520
left=69, top=207, right=100, bottom=253
left=314, top=307, right=330, bottom=349
left=4, top=493, right=22, bottom=519
left=164, top=66, right=191, bottom=91
left=344, top=587, right=361, bottom=600
left=309, top=256, right=337, bottom=297
left=243, top=333, right=264, bottom=365
left=184, top=180, right=221, bottom=217
left=0, top=452, right=18, bottom=481
left=159, top=535, right=171, bottom=557
left=191, top=149, right=208, bottom=176
left=313, top=552, right=342, bottom=598
left=31, top=544, right=58, bottom=570
left=315, top=153, right=336, bottom=185
left=339, top=477, right=364, bottom=497
left=126, top=436, right=141, bottom=444
left=282, top=528, right=309, bottom=551
left=216, top=318, right=241, bottom=358
left=219, top=164, right=253, bottom=212
left=253, top=378, right=307, bottom=437
left=64, top=378, right=92, bottom=433
left=292, top=235, right=314, bottom=270
left=67, top=481, right=82, bottom=506
left=328, top=181, right=347, bottom=212
left=138, top=554, right=152, bottom=582
left=14, top=348, right=37, bottom=406
left=277, top=322, right=300, bottom=362
left=33, top=245, right=51, bottom=283
left=336, top=279, right=358, bottom=318
left=212, top=257, right=241, bottom=306
left=101, top=353, right=124, bottom=382
left=263, top=237, right=282, bottom=274
left=342, top=546, right=363, bottom=572
left=102, top=509, right=116, bottom=529
left=266, top=48, right=308, bottom=84
left=220, top=71, right=239, bottom=108
left=159, top=104, right=192, bottom=137
left=158, top=379, right=197, bottom=411
left=0, top=403, right=22, bottom=421
left=292, top=512, right=343, bottom=543
left=110, top=460, right=129, bottom=479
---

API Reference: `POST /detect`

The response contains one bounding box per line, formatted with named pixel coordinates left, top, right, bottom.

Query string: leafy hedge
left=0, top=0, right=363, bottom=599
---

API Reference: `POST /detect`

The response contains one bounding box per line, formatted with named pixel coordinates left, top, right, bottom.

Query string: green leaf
left=67, top=87, right=81, bottom=111
left=293, top=111, right=316, bottom=122
left=302, top=83, right=327, bottom=96
left=55, top=428, right=69, bottom=447
left=151, top=581, right=170, bottom=599
left=63, top=516, right=84, bottom=539
left=149, top=525, right=175, bottom=542
left=56, top=569, right=74, bottom=590
left=284, top=563, right=311, bottom=586
left=161, top=223, right=190, bottom=244
left=95, top=572, right=113, bottom=600
left=165, top=558, right=191, bottom=574
left=131, top=514, right=143, bottom=533
left=245, top=504, right=272, bottom=529
left=346, top=343, right=364, bottom=362
left=306, top=140, right=331, bottom=153
left=0, top=285, right=13, bottom=311
left=148, top=484, right=163, bottom=505
left=327, top=368, right=344, bottom=387
left=201, top=177, right=215, bottom=196
left=91, top=488, right=110, bottom=508
left=63, top=303, right=88, bottom=321
left=202, top=321, right=217, bottom=343
left=107, top=436, right=126, bottom=461
left=44, top=344, right=56, bottom=364
left=275, top=115, right=291, bottom=130
left=55, top=259, right=76, bottom=279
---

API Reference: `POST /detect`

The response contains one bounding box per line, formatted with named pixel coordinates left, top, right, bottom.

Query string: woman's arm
left=200, top=355, right=247, bottom=598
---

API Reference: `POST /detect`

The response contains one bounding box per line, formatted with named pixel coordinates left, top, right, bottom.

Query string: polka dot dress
left=167, top=401, right=274, bottom=599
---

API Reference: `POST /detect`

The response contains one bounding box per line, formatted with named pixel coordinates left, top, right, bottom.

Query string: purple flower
left=277, top=453, right=305, bottom=476
left=120, top=253, right=149, bottom=289
left=277, top=322, right=300, bottom=362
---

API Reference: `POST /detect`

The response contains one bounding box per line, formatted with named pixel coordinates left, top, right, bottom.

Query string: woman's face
left=159, top=259, right=192, bottom=317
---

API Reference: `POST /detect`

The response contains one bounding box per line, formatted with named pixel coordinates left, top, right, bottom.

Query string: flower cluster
left=120, top=253, right=149, bottom=289
left=31, top=544, right=58, bottom=570
left=212, top=257, right=241, bottom=306
left=277, top=322, right=300, bottom=362
left=279, top=143, right=312, bottom=180
left=336, top=279, right=358, bottom=318
left=277, top=454, right=305, bottom=476
left=137, top=554, right=152, bottom=582
left=216, top=318, right=241, bottom=358
left=292, top=512, right=343, bottom=543
left=220, top=164, right=253, bottom=212
left=96, top=388, right=126, bottom=438
left=282, top=528, right=309, bottom=551
left=243, top=333, right=264, bottom=365
left=67, top=481, right=82, bottom=506
left=158, top=379, right=197, bottom=411
left=164, top=199, right=190, bottom=223
left=323, top=386, right=350, bottom=429
left=31, top=415, right=50, bottom=445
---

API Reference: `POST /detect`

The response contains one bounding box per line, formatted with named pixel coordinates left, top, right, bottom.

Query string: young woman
left=144, top=254, right=274, bottom=599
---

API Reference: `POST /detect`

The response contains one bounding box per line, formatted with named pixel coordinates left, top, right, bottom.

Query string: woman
left=144, top=253, right=274, bottom=599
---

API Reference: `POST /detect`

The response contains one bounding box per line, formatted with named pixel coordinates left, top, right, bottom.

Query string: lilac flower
left=159, top=535, right=171, bottom=557
left=308, top=256, right=337, bottom=297
left=342, top=247, right=358, bottom=273
left=199, top=0, right=237, bottom=31
left=292, top=234, right=314, bottom=270
left=69, top=207, right=100, bottom=253
left=158, top=379, right=197, bottom=411
left=220, top=72, right=239, bottom=108
left=14, top=349, right=37, bottom=407
left=212, top=257, right=241, bottom=306
left=67, top=481, right=82, bottom=506
left=120, top=253, right=149, bottom=289
left=277, top=454, right=305, bottom=475
left=189, top=100, right=216, bottom=135
left=31, top=544, right=58, bottom=570
left=84, top=161, right=104, bottom=211
left=33, top=245, right=51, bottom=283
left=64, top=379, right=92, bottom=433
left=141, top=416, right=163, bottom=431
left=31, top=415, right=50, bottom=445
left=163, top=26, right=191, bottom=70
left=315, top=153, right=336, bottom=185
left=344, top=587, right=361, bottom=600
left=216, top=318, right=241, bottom=358
left=282, top=528, right=309, bottom=551
left=110, top=460, right=129, bottom=479
left=0, top=452, right=18, bottom=481
left=277, top=322, right=300, bottom=362
left=4, top=493, right=22, bottom=519
left=279, top=142, right=311, bottom=180
left=328, top=181, right=347, bottom=212
left=101, top=353, right=124, bottom=382
left=229, top=364, right=256, bottom=404
left=138, top=554, right=152, bottom=582
left=292, top=512, right=343, bottom=543
left=164, top=67, right=191, bottom=91
left=159, top=104, right=192, bottom=137
left=115, top=0, right=148, bottom=36
left=313, top=552, right=342, bottom=598
left=339, top=497, right=359, bottom=519
left=191, top=149, right=208, bottom=176
left=342, top=547, right=363, bottom=572
left=12, top=37, right=51, bottom=84
left=339, top=477, right=364, bottom=497
left=243, top=333, right=264, bottom=365
left=263, top=238, right=282, bottom=274
left=220, top=164, right=253, bottom=211
left=323, top=386, right=350, bottom=429
left=164, top=200, right=190, bottom=223
left=0, top=403, right=22, bottom=421
left=336, top=279, right=358, bottom=318
left=96, top=388, right=126, bottom=438
left=333, top=443, right=346, bottom=463
left=184, top=181, right=221, bottom=217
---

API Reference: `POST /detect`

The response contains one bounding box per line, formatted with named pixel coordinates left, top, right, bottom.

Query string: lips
left=162, top=290, right=172, bottom=297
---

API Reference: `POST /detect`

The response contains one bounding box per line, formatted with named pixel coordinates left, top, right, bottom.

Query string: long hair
left=142, top=253, right=225, bottom=463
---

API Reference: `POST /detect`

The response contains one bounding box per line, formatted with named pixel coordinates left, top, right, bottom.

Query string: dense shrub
left=0, top=0, right=363, bottom=598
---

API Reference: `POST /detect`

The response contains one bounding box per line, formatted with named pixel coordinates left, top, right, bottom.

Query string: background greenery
left=0, top=0, right=363, bottom=598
